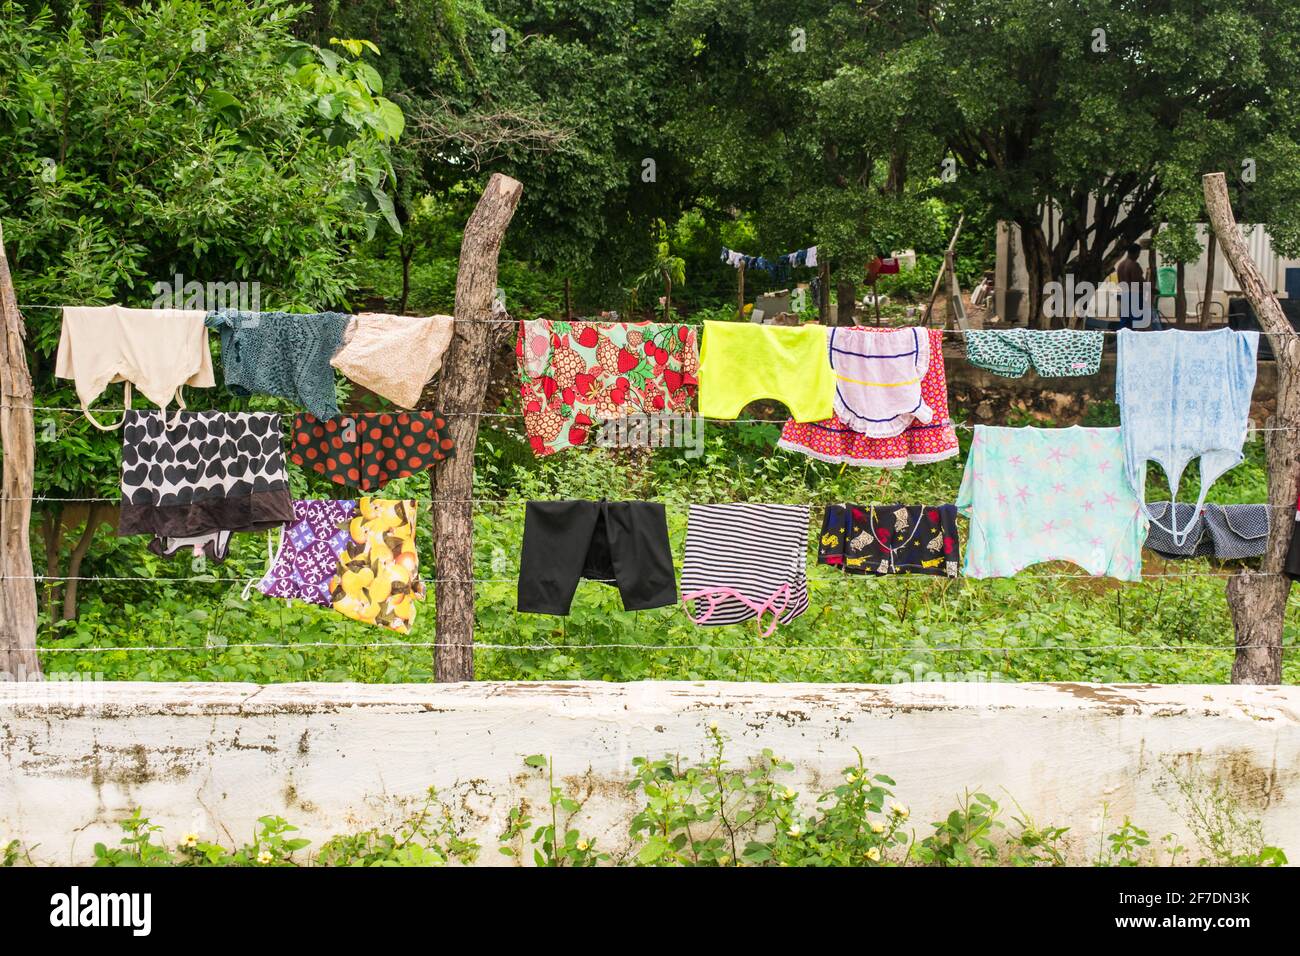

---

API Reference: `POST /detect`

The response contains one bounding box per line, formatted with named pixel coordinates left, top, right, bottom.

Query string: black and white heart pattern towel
left=119, top=410, right=293, bottom=541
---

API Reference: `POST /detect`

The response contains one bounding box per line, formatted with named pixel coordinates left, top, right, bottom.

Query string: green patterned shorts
left=965, top=328, right=1103, bottom=378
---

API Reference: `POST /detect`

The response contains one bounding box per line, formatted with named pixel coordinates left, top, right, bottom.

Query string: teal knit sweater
left=205, top=310, right=349, bottom=420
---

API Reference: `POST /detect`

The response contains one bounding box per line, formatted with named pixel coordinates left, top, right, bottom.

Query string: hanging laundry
left=818, top=503, right=960, bottom=576
left=867, top=256, right=899, bottom=277
left=55, top=306, right=214, bottom=430
left=777, top=328, right=959, bottom=467
left=698, top=320, right=834, bottom=423
left=827, top=326, right=931, bottom=437
left=119, top=410, right=293, bottom=556
left=965, top=328, right=1103, bottom=378
left=330, top=498, right=424, bottom=633
left=1116, top=328, right=1259, bottom=547
left=721, top=245, right=817, bottom=278
left=289, top=411, right=456, bottom=490
left=1143, top=503, right=1269, bottom=560
left=205, top=309, right=350, bottom=420
left=149, top=531, right=232, bottom=564
left=517, top=319, right=698, bottom=456
left=957, top=425, right=1146, bottom=580
left=330, top=312, right=455, bottom=408
left=257, top=499, right=360, bottom=606
left=680, top=503, right=811, bottom=635
left=516, top=500, right=677, bottom=614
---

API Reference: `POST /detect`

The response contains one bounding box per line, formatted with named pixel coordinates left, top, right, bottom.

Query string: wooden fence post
left=1203, top=171, right=1293, bottom=684
left=736, top=261, right=745, bottom=319
left=430, top=174, right=523, bottom=683
left=0, top=224, right=40, bottom=681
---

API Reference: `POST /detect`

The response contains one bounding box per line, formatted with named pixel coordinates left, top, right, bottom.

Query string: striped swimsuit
left=680, top=503, right=811, bottom=634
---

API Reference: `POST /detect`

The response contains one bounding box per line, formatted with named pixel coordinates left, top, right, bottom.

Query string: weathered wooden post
left=430, top=174, right=523, bottom=683
left=736, top=260, right=745, bottom=319
left=1203, top=171, right=1293, bottom=684
left=925, top=215, right=964, bottom=327
left=0, top=224, right=40, bottom=681
left=1201, top=232, right=1219, bottom=328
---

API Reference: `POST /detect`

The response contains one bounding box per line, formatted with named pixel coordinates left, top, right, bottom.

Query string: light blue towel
left=1115, top=328, right=1259, bottom=546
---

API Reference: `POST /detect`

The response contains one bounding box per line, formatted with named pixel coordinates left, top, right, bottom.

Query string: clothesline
left=14, top=304, right=1299, bottom=336
left=6, top=406, right=1300, bottom=434
left=9, top=570, right=1289, bottom=583
left=31, top=640, right=1286, bottom=655
left=7, top=495, right=1294, bottom=512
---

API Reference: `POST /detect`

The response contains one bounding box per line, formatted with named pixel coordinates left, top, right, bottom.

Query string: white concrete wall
left=1, top=681, right=1297, bottom=865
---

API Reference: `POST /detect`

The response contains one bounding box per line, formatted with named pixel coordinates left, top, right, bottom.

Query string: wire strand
left=30, top=641, right=1289, bottom=654
left=15, top=305, right=1300, bottom=336
left=9, top=570, right=1287, bottom=583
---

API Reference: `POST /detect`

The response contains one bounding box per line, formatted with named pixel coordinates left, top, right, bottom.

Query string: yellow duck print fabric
left=330, top=498, right=424, bottom=632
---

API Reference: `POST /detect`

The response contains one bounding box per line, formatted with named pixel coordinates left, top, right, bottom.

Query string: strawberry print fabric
left=290, top=412, right=455, bottom=491
left=777, top=328, right=959, bottom=468
left=517, top=319, right=699, bottom=456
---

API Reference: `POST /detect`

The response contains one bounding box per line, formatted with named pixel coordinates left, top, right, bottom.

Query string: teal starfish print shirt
left=956, top=425, right=1147, bottom=581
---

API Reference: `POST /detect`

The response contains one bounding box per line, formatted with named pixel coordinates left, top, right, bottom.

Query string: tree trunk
left=1175, top=260, right=1187, bottom=324
left=61, top=504, right=111, bottom=621
left=663, top=271, right=671, bottom=322
left=737, top=262, right=745, bottom=319
left=818, top=261, right=831, bottom=323
left=1017, top=220, right=1054, bottom=329
left=39, top=509, right=63, bottom=623
left=564, top=276, right=572, bottom=320
left=430, top=173, right=523, bottom=683
left=1204, top=172, right=1293, bottom=684
left=0, top=224, right=40, bottom=680
left=1200, top=232, right=1218, bottom=328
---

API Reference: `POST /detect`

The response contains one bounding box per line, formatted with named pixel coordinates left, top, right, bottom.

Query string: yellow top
left=698, top=321, right=835, bottom=423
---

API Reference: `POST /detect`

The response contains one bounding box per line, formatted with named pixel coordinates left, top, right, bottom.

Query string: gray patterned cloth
left=1144, top=502, right=1270, bottom=559
left=205, top=310, right=350, bottom=420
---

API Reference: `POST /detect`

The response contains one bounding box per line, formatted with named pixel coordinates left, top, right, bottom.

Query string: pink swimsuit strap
left=682, top=584, right=792, bottom=637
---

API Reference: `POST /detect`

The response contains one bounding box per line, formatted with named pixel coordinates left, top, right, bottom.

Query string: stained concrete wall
left=1, top=681, right=1296, bottom=865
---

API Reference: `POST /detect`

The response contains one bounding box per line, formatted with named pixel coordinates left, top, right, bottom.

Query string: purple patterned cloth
left=258, top=499, right=358, bottom=606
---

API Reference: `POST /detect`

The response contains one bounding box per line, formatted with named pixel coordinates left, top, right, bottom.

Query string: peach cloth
left=55, top=305, right=214, bottom=429
left=331, top=312, right=455, bottom=408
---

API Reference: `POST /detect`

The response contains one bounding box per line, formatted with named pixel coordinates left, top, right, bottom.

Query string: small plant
left=499, top=755, right=609, bottom=866
left=912, top=790, right=1003, bottom=866
left=1098, top=817, right=1152, bottom=867
left=92, top=809, right=176, bottom=867
left=3, top=839, right=23, bottom=867
left=1158, top=761, right=1288, bottom=867
left=317, top=788, right=479, bottom=867
left=627, top=724, right=790, bottom=866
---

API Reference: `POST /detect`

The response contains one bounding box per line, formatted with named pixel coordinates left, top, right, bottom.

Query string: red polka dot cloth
left=777, top=328, right=959, bottom=468
left=289, top=412, right=456, bottom=490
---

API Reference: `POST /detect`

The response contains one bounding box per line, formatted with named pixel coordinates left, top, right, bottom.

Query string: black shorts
left=517, top=500, right=677, bottom=615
